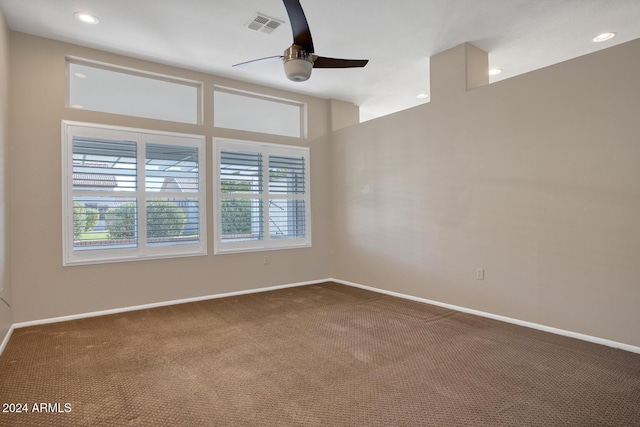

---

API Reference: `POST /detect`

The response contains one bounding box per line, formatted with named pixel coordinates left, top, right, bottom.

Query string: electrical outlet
left=476, top=268, right=485, bottom=280
left=263, top=255, right=269, bottom=265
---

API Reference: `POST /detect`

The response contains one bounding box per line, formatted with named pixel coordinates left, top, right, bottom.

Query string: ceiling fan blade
left=282, top=0, right=314, bottom=53
left=232, top=55, right=283, bottom=68
left=313, top=57, right=369, bottom=68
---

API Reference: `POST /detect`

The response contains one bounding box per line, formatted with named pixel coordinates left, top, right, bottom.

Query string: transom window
left=214, top=139, right=311, bottom=253
left=62, top=122, right=206, bottom=265
left=214, top=87, right=306, bottom=138
left=67, top=58, right=201, bottom=124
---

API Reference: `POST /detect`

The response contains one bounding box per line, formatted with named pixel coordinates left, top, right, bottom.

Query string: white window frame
left=214, top=138, right=311, bottom=254
left=62, top=121, right=207, bottom=266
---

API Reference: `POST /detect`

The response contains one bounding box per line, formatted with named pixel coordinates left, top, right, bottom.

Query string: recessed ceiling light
left=74, top=72, right=87, bottom=79
left=74, top=12, right=99, bottom=24
left=489, top=68, right=503, bottom=76
left=593, top=32, right=615, bottom=42
left=416, top=93, right=429, bottom=99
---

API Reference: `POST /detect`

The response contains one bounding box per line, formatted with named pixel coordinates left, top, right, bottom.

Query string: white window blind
left=268, top=153, right=307, bottom=239
left=215, top=139, right=310, bottom=253
left=63, top=122, right=206, bottom=265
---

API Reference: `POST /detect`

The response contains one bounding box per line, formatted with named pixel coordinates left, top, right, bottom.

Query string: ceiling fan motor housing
left=283, top=45, right=314, bottom=82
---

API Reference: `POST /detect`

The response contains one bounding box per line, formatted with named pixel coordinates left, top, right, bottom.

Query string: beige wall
left=9, top=32, right=335, bottom=323
left=6, top=27, right=640, bottom=349
left=329, top=99, right=360, bottom=132
left=330, top=39, right=640, bottom=347
left=0, top=7, right=11, bottom=339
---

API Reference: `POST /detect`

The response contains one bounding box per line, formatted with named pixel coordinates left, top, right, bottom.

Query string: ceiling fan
left=233, top=0, right=368, bottom=82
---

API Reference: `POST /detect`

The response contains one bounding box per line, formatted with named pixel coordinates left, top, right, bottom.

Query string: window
left=214, top=87, right=306, bottom=138
left=214, top=139, right=310, bottom=253
left=62, top=122, right=206, bottom=265
left=67, top=58, right=201, bottom=124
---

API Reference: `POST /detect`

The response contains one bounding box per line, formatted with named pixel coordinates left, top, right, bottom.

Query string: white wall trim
left=11, top=279, right=325, bottom=330
left=0, top=324, right=15, bottom=356
left=3, top=278, right=638, bottom=357
left=330, top=278, right=640, bottom=355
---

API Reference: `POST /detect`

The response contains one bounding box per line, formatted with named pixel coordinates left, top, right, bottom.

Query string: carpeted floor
left=0, top=282, right=639, bottom=426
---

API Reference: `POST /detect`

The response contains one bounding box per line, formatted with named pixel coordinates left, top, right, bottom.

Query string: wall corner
left=329, top=99, right=360, bottom=131
left=430, top=42, right=489, bottom=102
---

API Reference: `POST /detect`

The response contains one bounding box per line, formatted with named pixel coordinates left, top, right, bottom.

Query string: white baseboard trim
left=0, top=324, right=15, bottom=356
left=11, top=279, right=325, bottom=330
left=3, top=277, right=638, bottom=356
left=331, top=278, right=640, bottom=355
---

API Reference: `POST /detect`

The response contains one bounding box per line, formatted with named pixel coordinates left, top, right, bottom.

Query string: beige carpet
left=0, top=282, right=639, bottom=426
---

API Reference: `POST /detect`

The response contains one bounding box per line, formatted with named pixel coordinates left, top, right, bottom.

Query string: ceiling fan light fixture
left=283, top=45, right=313, bottom=82
left=284, top=58, right=313, bottom=82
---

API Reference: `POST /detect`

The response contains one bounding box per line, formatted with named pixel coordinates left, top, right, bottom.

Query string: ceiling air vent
left=246, top=13, right=283, bottom=34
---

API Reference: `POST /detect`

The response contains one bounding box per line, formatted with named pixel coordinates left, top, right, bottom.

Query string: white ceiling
left=2, top=0, right=640, bottom=121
